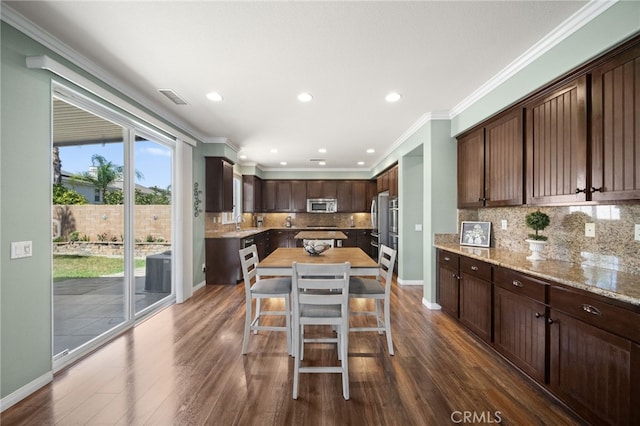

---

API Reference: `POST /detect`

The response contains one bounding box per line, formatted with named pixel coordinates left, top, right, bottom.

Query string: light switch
left=635, top=224, right=640, bottom=241
left=501, top=220, right=507, bottom=230
left=11, top=241, right=33, bottom=259
left=415, top=224, right=422, bottom=232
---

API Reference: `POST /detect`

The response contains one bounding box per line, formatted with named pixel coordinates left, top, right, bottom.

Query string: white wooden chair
left=291, top=261, right=351, bottom=400
left=239, top=245, right=292, bottom=355
left=348, top=244, right=397, bottom=355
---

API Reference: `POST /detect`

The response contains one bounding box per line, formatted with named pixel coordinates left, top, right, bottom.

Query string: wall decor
left=460, top=221, right=491, bottom=247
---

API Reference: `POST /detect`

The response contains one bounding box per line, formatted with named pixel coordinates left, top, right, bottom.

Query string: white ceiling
left=5, top=1, right=589, bottom=171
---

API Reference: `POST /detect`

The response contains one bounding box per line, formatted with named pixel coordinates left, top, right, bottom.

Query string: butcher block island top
left=293, top=230, right=348, bottom=240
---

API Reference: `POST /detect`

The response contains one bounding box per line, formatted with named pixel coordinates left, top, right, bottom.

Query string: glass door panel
left=52, top=98, right=128, bottom=357
left=133, top=135, right=173, bottom=316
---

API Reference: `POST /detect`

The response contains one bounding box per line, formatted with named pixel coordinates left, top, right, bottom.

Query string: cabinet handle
left=470, top=265, right=479, bottom=271
left=547, top=318, right=555, bottom=324
left=581, top=304, right=602, bottom=316
left=512, top=280, right=523, bottom=288
left=444, top=256, right=451, bottom=261
left=575, top=188, right=587, bottom=194
left=590, top=186, right=604, bottom=193
left=535, top=312, right=543, bottom=318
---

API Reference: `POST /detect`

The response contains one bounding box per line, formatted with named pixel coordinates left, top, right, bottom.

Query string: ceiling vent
left=309, top=158, right=326, bottom=162
left=158, top=89, right=188, bottom=105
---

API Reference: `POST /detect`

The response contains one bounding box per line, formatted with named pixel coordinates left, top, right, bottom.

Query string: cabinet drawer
left=494, top=267, right=547, bottom=303
left=550, top=286, right=640, bottom=343
left=460, top=256, right=492, bottom=281
left=438, top=251, right=459, bottom=268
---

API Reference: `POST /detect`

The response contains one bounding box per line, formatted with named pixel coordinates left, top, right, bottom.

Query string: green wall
left=399, top=151, right=423, bottom=282
left=1, top=23, right=55, bottom=399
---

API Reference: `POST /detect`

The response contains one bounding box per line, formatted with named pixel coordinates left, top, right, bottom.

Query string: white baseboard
left=193, top=280, right=206, bottom=293
left=397, top=278, right=423, bottom=286
left=0, top=371, right=53, bottom=412
left=422, top=299, right=442, bottom=310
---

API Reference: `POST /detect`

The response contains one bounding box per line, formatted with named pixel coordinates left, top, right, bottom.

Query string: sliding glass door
left=52, top=89, right=175, bottom=366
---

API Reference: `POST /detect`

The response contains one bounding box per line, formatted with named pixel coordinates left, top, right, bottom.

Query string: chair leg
left=341, top=326, right=349, bottom=400
left=242, top=296, right=252, bottom=355
left=254, top=298, right=261, bottom=334
left=375, top=299, right=384, bottom=334
left=384, top=297, right=394, bottom=355
left=285, top=294, right=292, bottom=356
left=293, top=320, right=300, bottom=399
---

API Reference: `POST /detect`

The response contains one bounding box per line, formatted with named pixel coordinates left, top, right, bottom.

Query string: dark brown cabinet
left=376, top=164, right=398, bottom=196
left=493, top=267, right=548, bottom=383
left=336, top=181, right=370, bottom=212
left=457, top=109, right=524, bottom=208
left=205, top=157, right=234, bottom=212
left=263, top=180, right=301, bottom=212
left=458, top=256, right=493, bottom=343
left=205, top=238, right=241, bottom=284
left=242, top=175, right=263, bottom=213
left=291, top=181, right=307, bottom=212
left=548, top=284, right=640, bottom=426
left=307, top=180, right=337, bottom=199
left=590, top=42, right=640, bottom=202
left=525, top=76, right=588, bottom=205
left=437, top=250, right=460, bottom=317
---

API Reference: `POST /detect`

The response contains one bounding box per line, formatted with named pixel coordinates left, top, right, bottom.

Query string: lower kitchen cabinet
left=205, top=238, right=242, bottom=284
left=459, top=256, right=492, bottom=343
left=435, top=248, right=640, bottom=425
left=437, top=250, right=460, bottom=317
left=493, top=266, right=548, bottom=383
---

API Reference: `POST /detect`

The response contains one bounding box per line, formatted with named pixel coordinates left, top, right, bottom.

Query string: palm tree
left=72, top=154, right=143, bottom=203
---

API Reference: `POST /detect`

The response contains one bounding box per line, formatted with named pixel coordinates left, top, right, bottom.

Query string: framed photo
left=460, top=221, right=491, bottom=247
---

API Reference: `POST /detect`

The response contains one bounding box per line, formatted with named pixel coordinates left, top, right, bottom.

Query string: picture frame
left=460, top=221, right=491, bottom=247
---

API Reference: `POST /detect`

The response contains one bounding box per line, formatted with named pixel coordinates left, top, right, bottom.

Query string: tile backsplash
left=459, top=204, right=640, bottom=274
left=206, top=212, right=372, bottom=233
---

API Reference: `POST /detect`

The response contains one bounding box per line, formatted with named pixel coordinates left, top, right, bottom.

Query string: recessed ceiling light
left=366, top=148, right=375, bottom=154
left=239, top=154, right=247, bottom=160
left=206, top=92, right=223, bottom=102
left=318, top=148, right=327, bottom=153
left=297, top=92, right=313, bottom=102
left=280, top=161, right=287, bottom=166
left=385, top=92, right=401, bottom=103
left=357, top=161, right=365, bottom=166
left=270, top=148, right=278, bottom=154
left=318, top=161, right=326, bottom=166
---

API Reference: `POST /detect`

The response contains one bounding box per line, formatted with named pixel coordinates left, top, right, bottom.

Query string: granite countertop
left=205, top=226, right=370, bottom=239
left=434, top=241, right=640, bottom=307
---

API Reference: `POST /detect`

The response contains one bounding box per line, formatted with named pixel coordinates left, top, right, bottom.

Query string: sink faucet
left=235, top=215, right=242, bottom=231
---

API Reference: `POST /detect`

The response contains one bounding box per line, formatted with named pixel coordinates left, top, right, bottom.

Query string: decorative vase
left=526, top=239, right=547, bottom=261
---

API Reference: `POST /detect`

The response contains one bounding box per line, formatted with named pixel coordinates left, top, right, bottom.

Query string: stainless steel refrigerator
left=370, top=191, right=389, bottom=260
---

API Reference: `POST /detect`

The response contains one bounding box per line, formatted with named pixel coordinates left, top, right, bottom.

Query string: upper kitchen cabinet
left=291, top=180, right=307, bottom=212
left=263, top=180, right=303, bottom=212
left=307, top=180, right=337, bottom=199
left=243, top=175, right=263, bottom=213
left=458, top=108, right=524, bottom=208
left=337, top=181, right=369, bottom=212
left=590, top=41, right=640, bottom=202
left=205, top=157, right=234, bottom=212
left=525, top=76, right=588, bottom=205
left=376, top=164, right=398, bottom=196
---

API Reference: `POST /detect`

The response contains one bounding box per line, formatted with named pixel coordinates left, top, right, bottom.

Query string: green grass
left=53, top=255, right=146, bottom=281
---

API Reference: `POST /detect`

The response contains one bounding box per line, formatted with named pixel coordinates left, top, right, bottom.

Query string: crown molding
left=1, top=4, right=207, bottom=143
left=202, top=137, right=230, bottom=144
left=449, top=0, right=617, bottom=119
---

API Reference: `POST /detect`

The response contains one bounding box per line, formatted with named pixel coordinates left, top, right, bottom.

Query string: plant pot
left=525, top=239, right=547, bottom=261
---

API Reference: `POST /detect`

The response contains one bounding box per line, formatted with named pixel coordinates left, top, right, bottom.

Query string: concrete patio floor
left=53, top=273, right=170, bottom=355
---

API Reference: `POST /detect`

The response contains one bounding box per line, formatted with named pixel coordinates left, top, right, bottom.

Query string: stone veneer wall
left=458, top=204, right=640, bottom=274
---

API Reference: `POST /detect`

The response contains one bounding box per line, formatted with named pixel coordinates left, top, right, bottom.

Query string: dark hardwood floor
left=2, top=279, right=583, bottom=425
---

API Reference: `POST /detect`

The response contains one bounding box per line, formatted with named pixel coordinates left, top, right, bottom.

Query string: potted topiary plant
left=525, top=210, right=550, bottom=261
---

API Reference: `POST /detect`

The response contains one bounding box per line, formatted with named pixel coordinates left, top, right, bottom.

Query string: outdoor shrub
left=97, top=233, right=108, bottom=242
left=69, top=231, right=80, bottom=242
left=146, top=234, right=156, bottom=243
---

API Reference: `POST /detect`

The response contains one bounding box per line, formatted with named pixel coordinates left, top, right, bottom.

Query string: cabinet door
left=351, top=181, right=367, bottom=212
left=485, top=109, right=524, bottom=206
left=307, top=180, right=337, bottom=199
left=526, top=76, right=588, bottom=204
left=291, top=181, right=307, bottom=212
left=549, top=310, right=638, bottom=425
left=459, top=273, right=492, bottom=342
left=275, top=181, right=292, bottom=211
left=591, top=43, right=640, bottom=202
left=205, top=157, right=234, bottom=212
left=494, top=286, right=546, bottom=383
left=336, top=181, right=352, bottom=212
left=389, top=166, right=398, bottom=198
left=205, top=238, right=241, bottom=284
left=437, top=262, right=459, bottom=318
left=457, top=128, right=485, bottom=208
left=242, top=175, right=262, bottom=213
left=263, top=181, right=277, bottom=212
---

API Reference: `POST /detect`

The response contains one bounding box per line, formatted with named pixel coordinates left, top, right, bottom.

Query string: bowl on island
left=303, top=240, right=330, bottom=255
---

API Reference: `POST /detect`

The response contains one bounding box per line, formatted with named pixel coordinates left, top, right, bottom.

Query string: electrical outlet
left=501, top=219, right=507, bottom=230
left=10, top=241, right=33, bottom=259
left=585, top=223, right=596, bottom=238
left=202, top=263, right=206, bottom=273
left=635, top=224, right=640, bottom=241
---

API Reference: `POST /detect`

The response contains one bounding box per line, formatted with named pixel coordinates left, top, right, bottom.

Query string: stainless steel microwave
left=306, top=198, right=337, bottom=213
